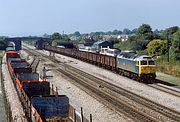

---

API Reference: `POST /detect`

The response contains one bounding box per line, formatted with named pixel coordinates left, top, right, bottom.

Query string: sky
left=0, top=0, right=180, bottom=36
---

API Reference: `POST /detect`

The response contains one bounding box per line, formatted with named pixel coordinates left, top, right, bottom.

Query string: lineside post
left=90, top=114, right=92, bottom=122
left=81, top=107, right=84, bottom=122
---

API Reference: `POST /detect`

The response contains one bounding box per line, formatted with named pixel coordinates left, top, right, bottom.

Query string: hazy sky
left=0, top=0, right=179, bottom=36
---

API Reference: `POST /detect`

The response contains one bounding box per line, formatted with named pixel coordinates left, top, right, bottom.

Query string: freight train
left=44, top=45, right=156, bottom=82
left=5, top=49, right=79, bottom=122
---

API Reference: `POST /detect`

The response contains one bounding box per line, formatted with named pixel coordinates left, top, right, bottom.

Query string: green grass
left=156, top=57, right=180, bottom=77
left=155, top=56, right=180, bottom=85
left=156, top=74, right=180, bottom=86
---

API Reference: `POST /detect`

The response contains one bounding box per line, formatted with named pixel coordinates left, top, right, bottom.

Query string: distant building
left=70, top=36, right=80, bottom=41
left=78, top=39, right=95, bottom=47
left=92, top=40, right=113, bottom=52
left=117, top=34, right=129, bottom=41
left=102, top=35, right=118, bottom=41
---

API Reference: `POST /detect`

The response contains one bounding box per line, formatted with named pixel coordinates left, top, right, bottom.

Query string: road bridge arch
left=5, top=37, right=51, bottom=51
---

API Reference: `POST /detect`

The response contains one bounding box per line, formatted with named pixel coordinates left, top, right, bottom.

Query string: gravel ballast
left=22, top=44, right=180, bottom=121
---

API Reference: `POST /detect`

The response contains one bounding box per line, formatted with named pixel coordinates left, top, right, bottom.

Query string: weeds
left=156, top=56, right=180, bottom=77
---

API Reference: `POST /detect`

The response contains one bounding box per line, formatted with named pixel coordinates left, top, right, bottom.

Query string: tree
left=137, top=24, right=153, bottom=40
left=171, top=30, right=180, bottom=61
left=162, top=26, right=179, bottom=40
left=51, top=32, right=62, bottom=46
left=0, top=38, right=7, bottom=50
left=51, top=32, right=62, bottom=40
left=62, top=34, right=71, bottom=41
left=128, top=35, right=137, bottom=42
left=131, top=40, right=149, bottom=51
left=172, top=30, right=180, bottom=49
left=112, top=29, right=122, bottom=35
left=147, top=39, right=168, bottom=57
left=131, top=28, right=138, bottom=34
left=137, top=24, right=152, bottom=35
left=52, top=40, right=60, bottom=46
left=74, top=31, right=81, bottom=37
left=123, top=28, right=131, bottom=35
left=169, top=46, right=177, bottom=61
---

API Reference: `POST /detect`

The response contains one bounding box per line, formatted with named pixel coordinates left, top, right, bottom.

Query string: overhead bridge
left=5, top=37, right=51, bottom=51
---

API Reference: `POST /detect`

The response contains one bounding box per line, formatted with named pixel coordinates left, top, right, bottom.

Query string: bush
left=147, top=39, right=168, bottom=57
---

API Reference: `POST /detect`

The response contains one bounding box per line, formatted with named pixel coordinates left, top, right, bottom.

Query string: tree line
left=0, top=37, right=7, bottom=50
left=114, top=24, right=180, bottom=62
left=45, top=24, right=180, bottom=62
left=1, top=24, right=179, bottom=62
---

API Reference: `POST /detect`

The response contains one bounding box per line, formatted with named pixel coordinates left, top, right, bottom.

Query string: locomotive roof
left=117, top=51, right=153, bottom=61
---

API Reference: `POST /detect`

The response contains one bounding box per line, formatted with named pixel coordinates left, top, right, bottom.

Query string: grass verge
left=156, top=56, right=180, bottom=85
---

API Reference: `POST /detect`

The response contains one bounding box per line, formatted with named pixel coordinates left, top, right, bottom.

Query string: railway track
left=30, top=56, right=40, bottom=72
left=22, top=45, right=180, bottom=122
left=149, top=83, right=180, bottom=97
left=62, top=64, right=180, bottom=121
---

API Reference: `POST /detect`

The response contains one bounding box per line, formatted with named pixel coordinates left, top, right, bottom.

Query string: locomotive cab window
left=140, top=60, right=147, bottom=65
left=148, top=60, right=155, bottom=65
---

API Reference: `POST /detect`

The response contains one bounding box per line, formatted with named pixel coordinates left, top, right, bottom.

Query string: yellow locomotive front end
left=138, top=59, right=156, bottom=80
